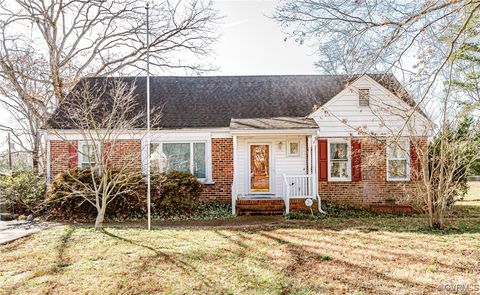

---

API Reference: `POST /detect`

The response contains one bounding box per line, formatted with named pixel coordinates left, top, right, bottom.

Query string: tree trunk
left=95, top=206, right=106, bottom=230
left=32, top=131, right=42, bottom=174
left=32, top=150, right=40, bottom=174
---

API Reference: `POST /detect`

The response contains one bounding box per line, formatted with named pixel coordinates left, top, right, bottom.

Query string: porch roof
left=229, top=117, right=318, bottom=130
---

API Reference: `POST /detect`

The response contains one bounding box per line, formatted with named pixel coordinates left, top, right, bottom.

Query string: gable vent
left=359, top=88, right=370, bottom=107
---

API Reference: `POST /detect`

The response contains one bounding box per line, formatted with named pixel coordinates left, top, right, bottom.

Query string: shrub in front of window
left=47, top=168, right=146, bottom=220
left=46, top=168, right=204, bottom=220
left=151, top=171, right=204, bottom=211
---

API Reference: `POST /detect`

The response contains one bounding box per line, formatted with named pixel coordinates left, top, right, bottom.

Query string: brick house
left=45, top=74, right=430, bottom=214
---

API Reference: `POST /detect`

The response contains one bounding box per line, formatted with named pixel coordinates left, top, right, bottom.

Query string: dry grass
left=1, top=215, right=480, bottom=295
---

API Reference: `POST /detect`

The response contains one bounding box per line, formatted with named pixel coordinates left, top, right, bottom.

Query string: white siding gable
left=309, top=75, right=430, bottom=137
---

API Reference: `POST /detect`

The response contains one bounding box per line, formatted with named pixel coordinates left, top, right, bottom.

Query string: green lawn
left=1, top=214, right=480, bottom=295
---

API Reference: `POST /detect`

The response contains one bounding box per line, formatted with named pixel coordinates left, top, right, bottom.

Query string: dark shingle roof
left=47, top=74, right=418, bottom=129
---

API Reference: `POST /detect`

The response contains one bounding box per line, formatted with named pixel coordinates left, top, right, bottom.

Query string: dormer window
left=359, top=88, right=370, bottom=106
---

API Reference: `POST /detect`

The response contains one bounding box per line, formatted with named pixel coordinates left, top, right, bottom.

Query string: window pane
left=389, top=160, right=407, bottom=178
left=193, top=143, right=206, bottom=178
left=82, top=144, right=96, bottom=164
left=331, top=161, right=348, bottom=178
left=331, top=143, right=348, bottom=160
left=162, top=143, right=190, bottom=173
left=389, top=142, right=407, bottom=159
left=149, top=143, right=161, bottom=173
left=289, top=142, right=299, bottom=155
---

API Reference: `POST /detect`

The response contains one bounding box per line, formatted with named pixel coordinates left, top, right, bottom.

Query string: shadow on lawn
left=256, top=231, right=439, bottom=294
left=211, top=227, right=439, bottom=294
left=28, top=226, right=76, bottom=281
left=101, top=229, right=230, bottom=292
left=217, top=215, right=480, bottom=236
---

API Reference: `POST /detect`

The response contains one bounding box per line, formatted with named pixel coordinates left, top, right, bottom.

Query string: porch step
left=236, top=199, right=285, bottom=216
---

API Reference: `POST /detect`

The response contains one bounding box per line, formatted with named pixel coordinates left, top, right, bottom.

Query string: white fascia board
left=46, top=127, right=231, bottom=140
left=230, top=129, right=318, bottom=135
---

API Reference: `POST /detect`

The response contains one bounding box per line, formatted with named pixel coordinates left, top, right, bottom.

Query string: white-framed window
left=78, top=142, right=100, bottom=168
left=287, top=140, right=300, bottom=157
left=387, top=139, right=410, bottom=181
left=149, top=141, right=207, bottom=180
left=328, top=139, right=351, bottom=181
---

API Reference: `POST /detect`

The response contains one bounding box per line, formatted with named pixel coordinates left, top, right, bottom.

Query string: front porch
left=229, top=117, right=322, bottom=215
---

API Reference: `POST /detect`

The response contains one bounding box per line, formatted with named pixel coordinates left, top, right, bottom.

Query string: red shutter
left=410, top=140, right=421, bottom=180
left=318, top=139, right=328, bottom=181
left=351, top=139, right=362, bottom=181
left=68, top=142, right=78, bottom=169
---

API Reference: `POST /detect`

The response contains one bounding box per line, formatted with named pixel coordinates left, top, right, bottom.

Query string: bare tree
left=274, top=0, right=480, bottom=228
left=0, top=50, right=50, bottom=172
left=0, top=0, right=220, bottom=172
left=49, top=79, right=161, bottom=229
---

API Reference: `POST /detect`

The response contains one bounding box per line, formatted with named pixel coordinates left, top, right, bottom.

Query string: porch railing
left=283, top=174, right=315, bottom=214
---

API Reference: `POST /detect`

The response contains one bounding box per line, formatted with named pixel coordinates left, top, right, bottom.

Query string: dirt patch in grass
left=1, top=214, right=480, bottom=295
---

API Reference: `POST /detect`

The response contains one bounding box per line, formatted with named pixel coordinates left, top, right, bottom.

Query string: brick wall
left=50, top=136, right=420, bottom=206
left=319, top=138, right=420, bottom=206
left=49, top=138, right=234, bottom=201
left=50, top=140, right=74, bottom=178
left=201, top=138, right=234, bottom=201
left=49, top=140, right=141, bottom=179
left=103, top=140, right=142, bottom=172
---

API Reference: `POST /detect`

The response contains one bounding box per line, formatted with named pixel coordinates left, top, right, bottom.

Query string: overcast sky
left=212, top=0, right=318, bottom=75
left=1, top=0, right=320, bottom=149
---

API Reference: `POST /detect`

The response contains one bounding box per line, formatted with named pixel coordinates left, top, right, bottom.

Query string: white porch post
left=231, top=135, right=237, bottom=215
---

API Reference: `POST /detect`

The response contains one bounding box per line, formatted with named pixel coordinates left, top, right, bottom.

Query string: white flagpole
left=146, top=2, right=151, bottom=230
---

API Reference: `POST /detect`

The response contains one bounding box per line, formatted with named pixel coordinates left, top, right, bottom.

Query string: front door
left=249, top=144, right=270, bottom=193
